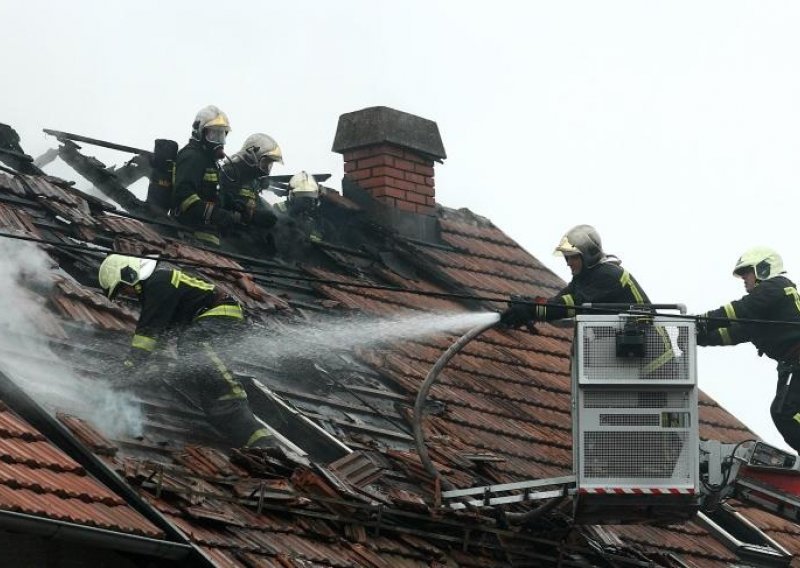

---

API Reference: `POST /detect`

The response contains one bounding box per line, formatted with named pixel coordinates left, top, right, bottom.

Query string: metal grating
left=583, top=390, right=690, bottom=409
left=583, top=431, right=691, bottom=480
left=580, top=322, right=692, bottom=383
left=599, top=414, right=660, bottom=427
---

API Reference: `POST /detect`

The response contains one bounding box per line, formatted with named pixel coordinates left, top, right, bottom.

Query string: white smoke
left=0, top=238, right=143, bottom=438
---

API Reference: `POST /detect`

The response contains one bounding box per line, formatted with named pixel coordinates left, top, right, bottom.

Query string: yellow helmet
left=98, top=254, right=157, bottom=299
left=733, top=246, right=784, bottom=281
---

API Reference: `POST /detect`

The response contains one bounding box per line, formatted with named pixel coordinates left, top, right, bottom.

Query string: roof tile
left=0, top=203, right=41, bottom=237
left=99, top=214, right=167, bottom=246
left=0, top=173, right=31, bottom=198
left=21, top=175, right=82, bottom=206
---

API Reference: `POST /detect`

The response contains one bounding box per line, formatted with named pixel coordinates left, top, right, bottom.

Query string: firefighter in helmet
left=696, top=247, right=800, bottom=453
left=97, top=253, right=276, bottom=449
left=218, top=133, right=282, bottom=231
left=500, top=224, right=676, bottom=376
left=284, top=171, right=321, bottom=216
left=271, top=171, right=321, bottom=218
left=172, top=105, right=237, bottom=245
left=500, top=224, right=652, bottom=324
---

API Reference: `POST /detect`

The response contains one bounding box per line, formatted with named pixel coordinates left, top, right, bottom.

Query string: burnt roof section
left=0, top=123, right=45, bottom=176
left=332, top=106, right=447, bottom=161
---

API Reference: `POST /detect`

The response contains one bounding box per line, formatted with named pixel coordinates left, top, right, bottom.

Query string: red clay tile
left=0, top=409, right=45, bottom=440
left=0, top=203, right=41, bottom=237
left=21, top=175, right=82, bottom=206
left=58, top=413, right=117, bottom=456
left=0, top=437, right=83, bottom=472
left=98, top=214, right=167, bottom=246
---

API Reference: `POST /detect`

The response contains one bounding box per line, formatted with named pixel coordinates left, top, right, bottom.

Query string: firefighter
left=500, top=224, right=651, bottom=324
left=218, top=133, right=281, bottom=231
left=281, top=171, right=321, bottom=217
left=499, top=224, right=676, bottom=376
left=97, top=253, right=276, bottom=449
left=172, top=105, right=238, bottom=246
left=696, top=247, right=800, bottom=453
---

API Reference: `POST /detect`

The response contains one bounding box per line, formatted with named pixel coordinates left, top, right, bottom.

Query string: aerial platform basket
left=573, top=311, right=700, bottom=522
left=440, top=306, right=701, bottom=524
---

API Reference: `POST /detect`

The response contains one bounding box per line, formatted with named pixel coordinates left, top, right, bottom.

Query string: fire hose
left=412, top=317, right=499, bottom=491
left=412, top=316, right=569, bottom=523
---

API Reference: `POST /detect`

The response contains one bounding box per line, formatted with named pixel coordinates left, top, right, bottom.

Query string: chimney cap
left=332, top=106, right=446, bottom=161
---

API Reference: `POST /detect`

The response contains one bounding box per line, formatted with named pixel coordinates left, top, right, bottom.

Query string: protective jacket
left=172, top=140, right=223, bottom=242
left=125, top=264, right=272, bottom=448
left=219, top=170, right=277, bottom=230
left=220, top=177, right=258, bottom=218
left=533, top=260, right=649, bottom=321
left=535, top=260, right=677, bottom=377
left=698, top=275, right=800, bottom=454
left=129, top=264, right=241, bottom=361
left=698, top=275, right=800, bottom=361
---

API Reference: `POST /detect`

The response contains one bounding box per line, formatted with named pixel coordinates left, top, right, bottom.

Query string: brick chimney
left=332, top=107, right=446, bottom=217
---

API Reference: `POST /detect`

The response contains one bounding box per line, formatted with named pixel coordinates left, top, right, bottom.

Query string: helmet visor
left=553, top=235, right=580, bottom=257
left=258, top=155, right=275, bottom=175
left=204, top=126, right=228, bottom=146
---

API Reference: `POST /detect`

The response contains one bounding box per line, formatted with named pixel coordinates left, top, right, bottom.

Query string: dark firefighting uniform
left=172, top=139, right=226, bottom=246
left=698, top=275, right=800, bottom=452
left=533, top=260, right=677, bottom=377
left=220, top=174, right=277, bottom=229
left=532, top=261, right=649, bottom=320
left=128, top=264, right=272, bottom=448
left=218, top=164, right=277, bottom=231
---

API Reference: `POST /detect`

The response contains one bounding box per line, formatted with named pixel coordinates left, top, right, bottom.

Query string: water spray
left=234, top=311, right=501, bottom=367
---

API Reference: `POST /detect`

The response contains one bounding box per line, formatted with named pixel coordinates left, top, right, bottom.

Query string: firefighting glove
left=695, top=316, right=710, bottom=346
left=251, top=208, right=277, bottom=230
left=499, top=295, right=538, bottom=328
left=243, top=198, right=257, bottom=224
left=210, top=206, right=242, bottom=229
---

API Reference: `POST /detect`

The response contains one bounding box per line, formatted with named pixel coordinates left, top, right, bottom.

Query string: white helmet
left=289, top=171, right=319, bottom=198
left=733, top=246, right=784, bottom=281
left=98, top=254, right=157, bottom=299
left=553, top=224, right=605, bottom=267
left=237, top=133, right=283, bottom=175
left=285, top=171, right=320, bottom=215
left=191, top=105, right=231, bottom=146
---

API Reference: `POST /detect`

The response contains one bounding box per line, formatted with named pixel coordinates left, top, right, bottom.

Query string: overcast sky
left=2, top=1, right=800, bottom=451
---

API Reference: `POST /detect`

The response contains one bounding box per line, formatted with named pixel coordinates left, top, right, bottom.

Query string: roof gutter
left=0, top=368, right=209, bottom=565
left=0, top=509, right=192, bottom=560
